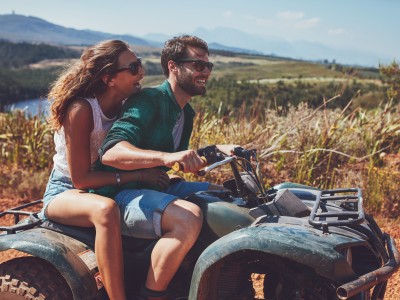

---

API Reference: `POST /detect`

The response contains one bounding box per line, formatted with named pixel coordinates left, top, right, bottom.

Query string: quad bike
left=0, top=146, right=399, bottom=300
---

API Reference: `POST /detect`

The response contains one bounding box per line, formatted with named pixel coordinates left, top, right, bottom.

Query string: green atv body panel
left=188, top=191, right=255, bottom=240
left=189, top=222, right=367, bottom=299
left=0, top=227, right=99, bottom=300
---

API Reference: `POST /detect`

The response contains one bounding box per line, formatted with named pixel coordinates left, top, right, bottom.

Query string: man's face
left=175, top=46, right=212, bottom=97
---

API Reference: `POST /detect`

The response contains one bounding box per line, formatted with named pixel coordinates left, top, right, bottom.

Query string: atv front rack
left=0, top=200, right=43, bottom=234
left=309, top=188, right=364, bottom=231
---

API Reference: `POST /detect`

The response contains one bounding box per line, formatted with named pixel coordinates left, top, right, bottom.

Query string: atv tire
left=0, top=256, right=73, bottom=300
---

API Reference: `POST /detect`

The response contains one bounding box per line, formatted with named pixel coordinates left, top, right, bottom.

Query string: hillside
left=0, top=40, right=80, bottom=68
left=1, top=13, right=388, bottom=68
left=1, top=56, right=384, bottom=111
left=0, top=14, right=153, bottom=46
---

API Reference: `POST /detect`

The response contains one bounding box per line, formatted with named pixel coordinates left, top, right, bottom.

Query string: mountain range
left=0, top=13, right=392, bottom=67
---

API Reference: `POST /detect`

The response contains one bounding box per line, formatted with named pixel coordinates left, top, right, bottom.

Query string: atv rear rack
left=309, top=188, right=365, bottom=232
left=0, top=200, right=43, bottom=234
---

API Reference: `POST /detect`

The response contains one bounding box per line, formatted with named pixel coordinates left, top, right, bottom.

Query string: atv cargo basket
left=0, top=200, right=42, bottom=234
left=309, top=188, right=364, bottom=230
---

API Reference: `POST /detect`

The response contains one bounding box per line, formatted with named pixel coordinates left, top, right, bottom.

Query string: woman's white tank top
left=52, top=98, right=117, bottom=178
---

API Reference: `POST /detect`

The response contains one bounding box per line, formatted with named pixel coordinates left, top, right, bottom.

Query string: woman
left=41, top=40, right=170, bottom=300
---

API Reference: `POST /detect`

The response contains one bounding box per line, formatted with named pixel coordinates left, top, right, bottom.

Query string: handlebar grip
left=172, top=156, right=207, bottom=172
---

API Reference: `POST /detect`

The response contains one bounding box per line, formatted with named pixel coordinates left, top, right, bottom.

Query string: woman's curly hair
left=48, top=40, right=130, bottom=130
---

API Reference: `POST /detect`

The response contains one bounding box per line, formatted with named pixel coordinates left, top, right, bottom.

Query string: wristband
left=115, top=173, right=121, bottom=186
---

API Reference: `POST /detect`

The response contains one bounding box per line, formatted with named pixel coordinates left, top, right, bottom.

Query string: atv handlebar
left=204, top=156, right=235, bottom=173
left=172, top=145, right=257, bottom=174
left=170, top=145, right=265, bottom=201
left=171, top=156, right=208, bottom=172
left=171, top=145, right=225, bottom=173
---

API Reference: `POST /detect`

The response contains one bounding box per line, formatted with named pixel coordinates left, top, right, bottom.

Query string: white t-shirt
left=172, top=110, right=185, bottom=151
left=52, top=97, right=117, bottom=177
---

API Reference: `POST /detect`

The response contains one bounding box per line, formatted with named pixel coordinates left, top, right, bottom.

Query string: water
left=4, top=98, right=49, bottom=117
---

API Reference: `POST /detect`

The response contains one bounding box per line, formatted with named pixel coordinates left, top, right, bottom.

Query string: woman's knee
left=92, top=198, right=120, bottom=226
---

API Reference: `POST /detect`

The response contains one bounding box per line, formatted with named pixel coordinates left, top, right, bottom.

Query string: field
left=1, top=51, right=399, bottom=298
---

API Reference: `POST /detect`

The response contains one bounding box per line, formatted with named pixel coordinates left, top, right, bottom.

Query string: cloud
left=244, top=14, right=273, bottom=26
left=256, top=18, right=273, bottom=26
left=277, top=11, right=304, bottom=20
left=223, top=10, right=233, bottom=17
left=328, top=28, right=345, bottom=35
left=294, top=17, right=320, bottom=29
left=244, top=14, right=256, bottom=20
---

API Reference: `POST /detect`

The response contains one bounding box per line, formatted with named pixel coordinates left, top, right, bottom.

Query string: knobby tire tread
left=0, top=256, right=73, bottom=300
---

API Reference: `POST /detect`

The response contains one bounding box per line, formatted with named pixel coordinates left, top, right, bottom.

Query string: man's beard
left=176, top=69, right=207, bottom=96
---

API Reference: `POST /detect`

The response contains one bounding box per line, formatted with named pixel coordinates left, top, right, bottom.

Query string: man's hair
left=161, top=35, right=209, bottom=77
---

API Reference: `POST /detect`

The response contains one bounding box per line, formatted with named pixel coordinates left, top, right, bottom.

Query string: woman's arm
left=63, top=99, right=164, bottom=190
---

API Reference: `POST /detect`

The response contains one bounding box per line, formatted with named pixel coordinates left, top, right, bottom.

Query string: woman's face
left=112, top=49, right=145, bottom=98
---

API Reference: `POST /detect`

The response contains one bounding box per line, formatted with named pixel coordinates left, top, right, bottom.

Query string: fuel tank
left=187, top=190, right=255, bottom=243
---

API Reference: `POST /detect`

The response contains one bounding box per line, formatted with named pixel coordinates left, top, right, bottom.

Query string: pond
left=4, top=98, right=49, bottom=117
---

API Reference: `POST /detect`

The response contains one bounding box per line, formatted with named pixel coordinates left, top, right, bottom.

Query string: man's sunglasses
left=113, top=57, right=142, bottom=75
left=174, top=59, right=214, bottom=72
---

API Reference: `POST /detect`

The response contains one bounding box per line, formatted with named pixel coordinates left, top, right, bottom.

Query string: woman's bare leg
left=46, top=189, right=126, bottom=300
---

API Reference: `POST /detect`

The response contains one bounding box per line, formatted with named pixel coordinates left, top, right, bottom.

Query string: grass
left=1, top=97, right=399, bottom=217
left=188, top=98, right=400, bottom=218
left=1, top=97, right=399, bottom=218
left=0, top=111, right=53, bottom=199
left=212, top=59, right=344, bottom=81
left=0, top=54, right=397, bottom=217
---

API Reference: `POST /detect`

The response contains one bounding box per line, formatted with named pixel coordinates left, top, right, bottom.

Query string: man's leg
left=144, top=199, right=203, bottom=292
left=114, top=183, right=208, bottom=298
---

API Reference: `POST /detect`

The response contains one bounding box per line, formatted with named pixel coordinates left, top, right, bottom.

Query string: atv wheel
left=261, top=259, right=334, bottom=300
left=0, top=256, right=73, bottom=300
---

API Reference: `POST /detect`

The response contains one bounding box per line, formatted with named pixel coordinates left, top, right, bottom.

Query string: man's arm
left=102, top=141, right=205, bottom=173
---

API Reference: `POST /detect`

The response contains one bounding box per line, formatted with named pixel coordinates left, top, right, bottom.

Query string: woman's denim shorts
left=39, top=168, right=74, bottom=220
left=115, top=181, right=210, bottom=239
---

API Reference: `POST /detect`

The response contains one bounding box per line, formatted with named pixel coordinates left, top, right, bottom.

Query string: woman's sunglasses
left=174, top=59, right=214, bottom=72
left=113, top=57, right=142, bottom=75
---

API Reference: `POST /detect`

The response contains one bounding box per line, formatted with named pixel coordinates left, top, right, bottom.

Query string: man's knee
left=163, top=199, right=203, bottom=234
left=177, top=200, right=202, bottom=226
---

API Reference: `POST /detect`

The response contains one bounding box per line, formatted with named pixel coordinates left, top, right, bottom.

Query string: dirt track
left=0, top=198, right=399, bottom=299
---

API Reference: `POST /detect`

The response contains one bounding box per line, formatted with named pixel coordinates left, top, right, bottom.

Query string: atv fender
left=0, top=227, right=99, bottom=300
left=189, top=223, right=364, bottom=299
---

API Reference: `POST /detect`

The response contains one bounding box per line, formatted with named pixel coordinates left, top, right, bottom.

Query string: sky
left=0, top=0, right=399, bottom=61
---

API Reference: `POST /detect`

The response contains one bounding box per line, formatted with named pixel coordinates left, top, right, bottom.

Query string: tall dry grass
left=190, top=98, right=400, bottom=218
left=0, top=100, right=399, bottom=217
left=0, top=111, right=53, bottom=199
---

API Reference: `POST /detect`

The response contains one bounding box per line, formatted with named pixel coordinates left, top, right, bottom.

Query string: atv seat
left=40, top=220, right=156, bottom=252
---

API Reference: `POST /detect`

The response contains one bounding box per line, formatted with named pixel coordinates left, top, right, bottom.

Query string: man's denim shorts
left=39, top=168, right=74, bottom=220
left=115, top=181, right=210, bottom=239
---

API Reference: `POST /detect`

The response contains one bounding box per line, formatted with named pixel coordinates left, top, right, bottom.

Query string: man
left=98, top=35, right=229, bottom=300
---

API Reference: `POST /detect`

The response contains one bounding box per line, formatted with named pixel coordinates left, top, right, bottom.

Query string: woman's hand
left=140, top=168, right=170, bottom=189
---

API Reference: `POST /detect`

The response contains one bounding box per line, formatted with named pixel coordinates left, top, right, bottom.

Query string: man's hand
left=165, top=150, right=205, bottom=173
